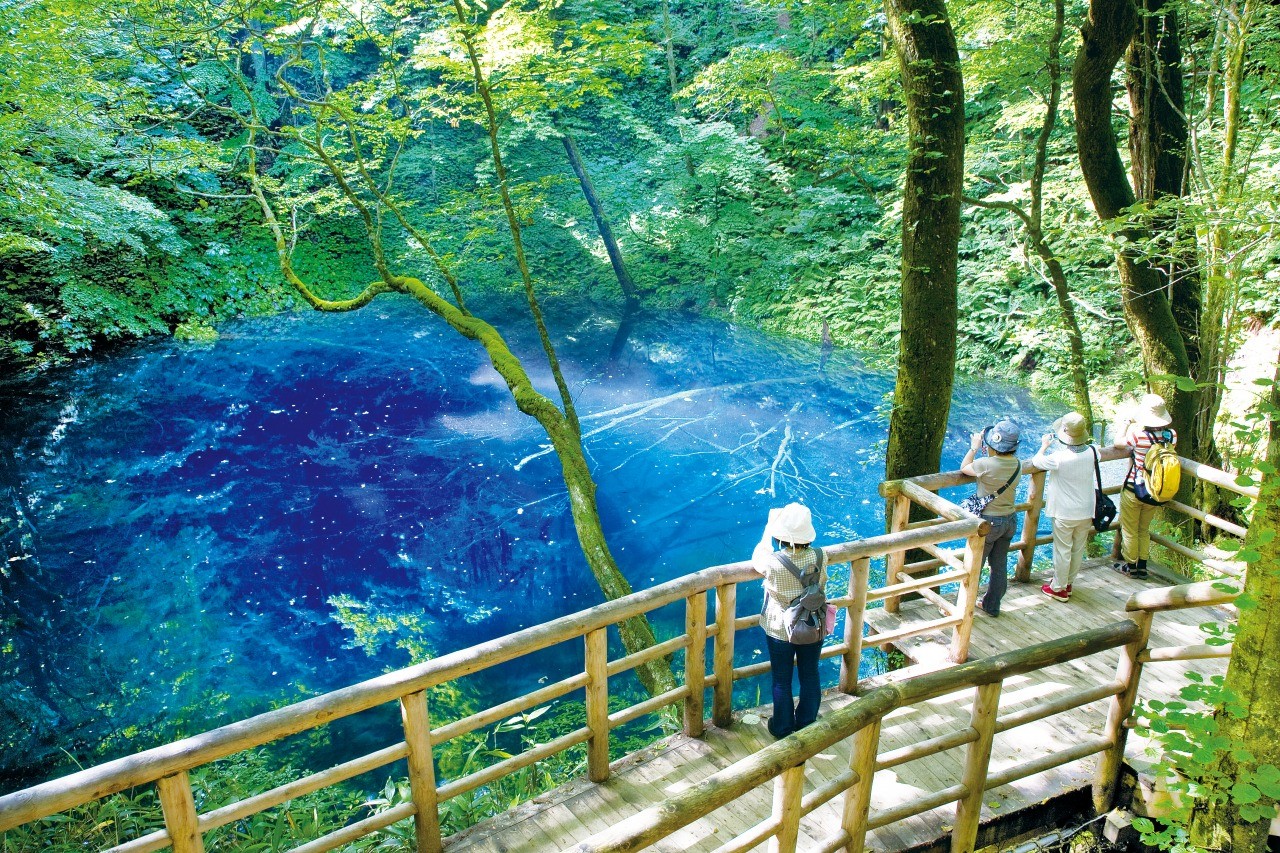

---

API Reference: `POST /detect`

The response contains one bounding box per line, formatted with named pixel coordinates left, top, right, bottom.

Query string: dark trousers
left=765, top=633, right=822, bottom=738
left=979, top=512, right=1017, bottom=615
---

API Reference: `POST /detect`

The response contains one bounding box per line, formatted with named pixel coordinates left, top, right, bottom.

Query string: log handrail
left=2, top=448, right=1249, bottom=851
left=566, top=620, right=1142, bottom=853
left=884, top=447, right=1253, bottom=587
left=0, top=516, right=982, bottom=838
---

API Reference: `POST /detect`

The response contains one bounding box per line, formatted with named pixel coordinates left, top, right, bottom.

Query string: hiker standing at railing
left=1112, top=394, right=1177, bottom=581
left=752, top=503, right=828, bottom=739
left=960, top=419, right=1022, bottom=617
left=1031, top=413, right=1096, bottom=603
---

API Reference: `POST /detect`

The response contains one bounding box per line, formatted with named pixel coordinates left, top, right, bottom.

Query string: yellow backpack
left=1134, top=430, right=1180, bottom=505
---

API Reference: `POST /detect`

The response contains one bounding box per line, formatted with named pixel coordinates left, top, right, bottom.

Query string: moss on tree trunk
left=1188, top=367, right=1280, bottom=852
left=882, top=0, right=964, bottom=488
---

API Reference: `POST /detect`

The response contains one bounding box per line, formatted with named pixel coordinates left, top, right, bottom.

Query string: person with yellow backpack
left=1113, top=394, right=1180, bottom=580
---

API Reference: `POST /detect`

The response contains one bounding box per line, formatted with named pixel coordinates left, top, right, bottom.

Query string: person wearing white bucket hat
left=1112, top=393, right=1176, bottom=580
left=1031, top=412, right=1097, bottom=602
left=751, top=502, right=827, bottom=739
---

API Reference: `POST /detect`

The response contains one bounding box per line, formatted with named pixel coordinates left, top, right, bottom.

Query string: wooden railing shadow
left=0, top=452, right=1254, bottom=853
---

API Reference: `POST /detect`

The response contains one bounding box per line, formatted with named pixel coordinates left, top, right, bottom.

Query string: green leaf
left=1231, top=782, right=1261, bottom=804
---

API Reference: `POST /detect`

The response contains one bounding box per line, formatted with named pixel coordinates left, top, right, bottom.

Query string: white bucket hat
left=766, top=503, right=816, bottom=545
left=1137, top=393, right=1172, bottom=428
left=1053, top=412, right=1089, bottom=446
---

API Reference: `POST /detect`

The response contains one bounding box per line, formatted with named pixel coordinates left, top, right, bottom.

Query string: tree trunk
left=1191, top=0, right=1256, bottom=532
left=1126, top=0, right=1205, bottom=453
left=1072, top=0, right=1193, bottom=449
left=562, top=133, right=640, bottom=307
left=881, top=0, right=964, bottom=488
left=1188, top=362, right=1280, bottom=852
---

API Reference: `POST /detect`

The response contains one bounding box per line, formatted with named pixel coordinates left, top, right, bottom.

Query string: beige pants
left=1051, top=517, right=1094, bottom=591
left=1120, top=488, right=1158, bottom=563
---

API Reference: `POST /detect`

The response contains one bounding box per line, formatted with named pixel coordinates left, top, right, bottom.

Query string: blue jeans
left=765, top=633, right=822, bottom=738
left=979, top=513, right=1017, bottom=615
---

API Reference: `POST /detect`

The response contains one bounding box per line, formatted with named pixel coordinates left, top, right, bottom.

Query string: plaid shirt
left=752, top=538, right=827, bottom=641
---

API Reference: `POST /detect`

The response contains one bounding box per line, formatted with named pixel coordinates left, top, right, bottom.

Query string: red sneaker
left=1040, top=583, right=1070, bottom=602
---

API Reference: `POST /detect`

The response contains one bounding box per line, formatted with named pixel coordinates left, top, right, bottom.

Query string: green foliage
left=0, top=749, right=376, bottom=853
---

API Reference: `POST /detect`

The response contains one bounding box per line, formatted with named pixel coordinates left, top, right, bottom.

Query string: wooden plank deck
left=444, top=557, right=1232, bottom=853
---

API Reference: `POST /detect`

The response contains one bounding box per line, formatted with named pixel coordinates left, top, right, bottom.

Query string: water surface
left=0, top=298, right=1054, bottom=790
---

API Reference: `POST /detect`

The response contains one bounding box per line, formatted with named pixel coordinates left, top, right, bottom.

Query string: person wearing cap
left=1112, top=394, right=1177, bottom=580
left=751, top=502, right=827, bottom=739
left=1031, top=412, right=1097, bottom=602
left=960, top=419, right=1022, bottom=616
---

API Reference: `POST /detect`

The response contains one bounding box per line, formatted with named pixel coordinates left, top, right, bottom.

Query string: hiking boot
left=1040, top=583, right=1070, bottom=602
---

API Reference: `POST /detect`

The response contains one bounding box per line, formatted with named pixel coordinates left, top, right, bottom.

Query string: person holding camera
left=1030, top=413, right=1096, bottom=602
left=959, top=419, right=1022, bottom=616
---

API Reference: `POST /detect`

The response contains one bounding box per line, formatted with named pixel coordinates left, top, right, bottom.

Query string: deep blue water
left=0, top=298, right=1055, bottom=792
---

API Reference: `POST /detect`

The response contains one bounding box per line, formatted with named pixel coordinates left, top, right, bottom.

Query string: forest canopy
left=1, top=0, right=1272, bottom=405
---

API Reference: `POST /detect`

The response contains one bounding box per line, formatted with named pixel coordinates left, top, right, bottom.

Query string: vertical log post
left=401, top=690, right=443, bottom=853
left=951, top=531, right=985, bottom=663
left=770, top=764, right=806, bottom=853
left=840, top=558, right=871, bottom=694
left=684, top=591, right=707, bottom=737
left=156, top=771, right=204, bottom=853
left=713, top=582, right=737, bottom=728
left=840, top=720, right=882, bottom=853
left=585, top=627, right=611, bottom=782
left=884, top=493, right=912, bottom=613
left=1094, top=610, right=1154, bottom=812
left=952, top=682, right=1003, bottom=853
left=1015, top=470, right=1045, bottom=582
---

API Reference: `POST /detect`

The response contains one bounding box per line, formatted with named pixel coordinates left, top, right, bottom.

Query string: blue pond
left=0, top=298, right=1055, bottom=792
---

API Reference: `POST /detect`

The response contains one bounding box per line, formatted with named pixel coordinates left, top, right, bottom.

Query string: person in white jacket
left=1030, top=412, right=1096, bottom=602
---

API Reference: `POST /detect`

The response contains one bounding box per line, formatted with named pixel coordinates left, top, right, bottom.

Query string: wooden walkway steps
left=444, top=558, right=1231, bottom=852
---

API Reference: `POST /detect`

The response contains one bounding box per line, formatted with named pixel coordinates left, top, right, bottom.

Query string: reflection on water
left=0, top=297, right=1052, bottom=791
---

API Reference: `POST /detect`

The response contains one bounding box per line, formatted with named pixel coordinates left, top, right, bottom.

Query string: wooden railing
left=0, top=517, right=984, bottom=852
left=883, top=447, right=1259, bottom=597
left=2, top=452, right=1252, bottom=853
left=566, top=579, right=1240, bottom=853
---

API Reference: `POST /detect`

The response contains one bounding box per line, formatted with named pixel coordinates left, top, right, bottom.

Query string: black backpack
left=773, top=548, right=827, bottom=645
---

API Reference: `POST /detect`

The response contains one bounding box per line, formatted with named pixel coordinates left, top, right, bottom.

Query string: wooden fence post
left=684, top=591, right=708, bottom=738
left=884, top=493, right=911, bottom=613
left=401, top=690, right=443, bottom=853
left=156, top=771, right=204, bottom=853
left=952, top=682, right=1003, bottom=853
left=770, top=764, right=806, bottom=853
left=951, top=532, right=984, bottom=663
left=585, top=627, right=611, bottom=782
left=1015, top=470, right=1045, bottom=582
left=713, top=582, right=737, bottom=728
left=840, top=720, right=882, bottom=853
left=1094, top=610, right=1154, bottom=813
left=840, top=558, right=871, bottom=694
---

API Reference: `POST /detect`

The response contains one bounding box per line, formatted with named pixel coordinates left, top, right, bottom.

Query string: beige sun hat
left=1053, top=412, right=1089, bottom=446
left=1137, top=393, right=1172, bottom=428
left=766, top=503, right=816, bottom=545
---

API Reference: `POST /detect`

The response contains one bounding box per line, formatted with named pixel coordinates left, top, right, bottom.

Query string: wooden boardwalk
left=445, top=558, right=1231, bottom=852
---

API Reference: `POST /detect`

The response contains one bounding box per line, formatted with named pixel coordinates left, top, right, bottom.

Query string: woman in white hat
left=1112, top=393, right=1176, bottom=579
left=751, top=502, right=827, bottom=738
left=1030, top=412, right=1097, bottom=602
